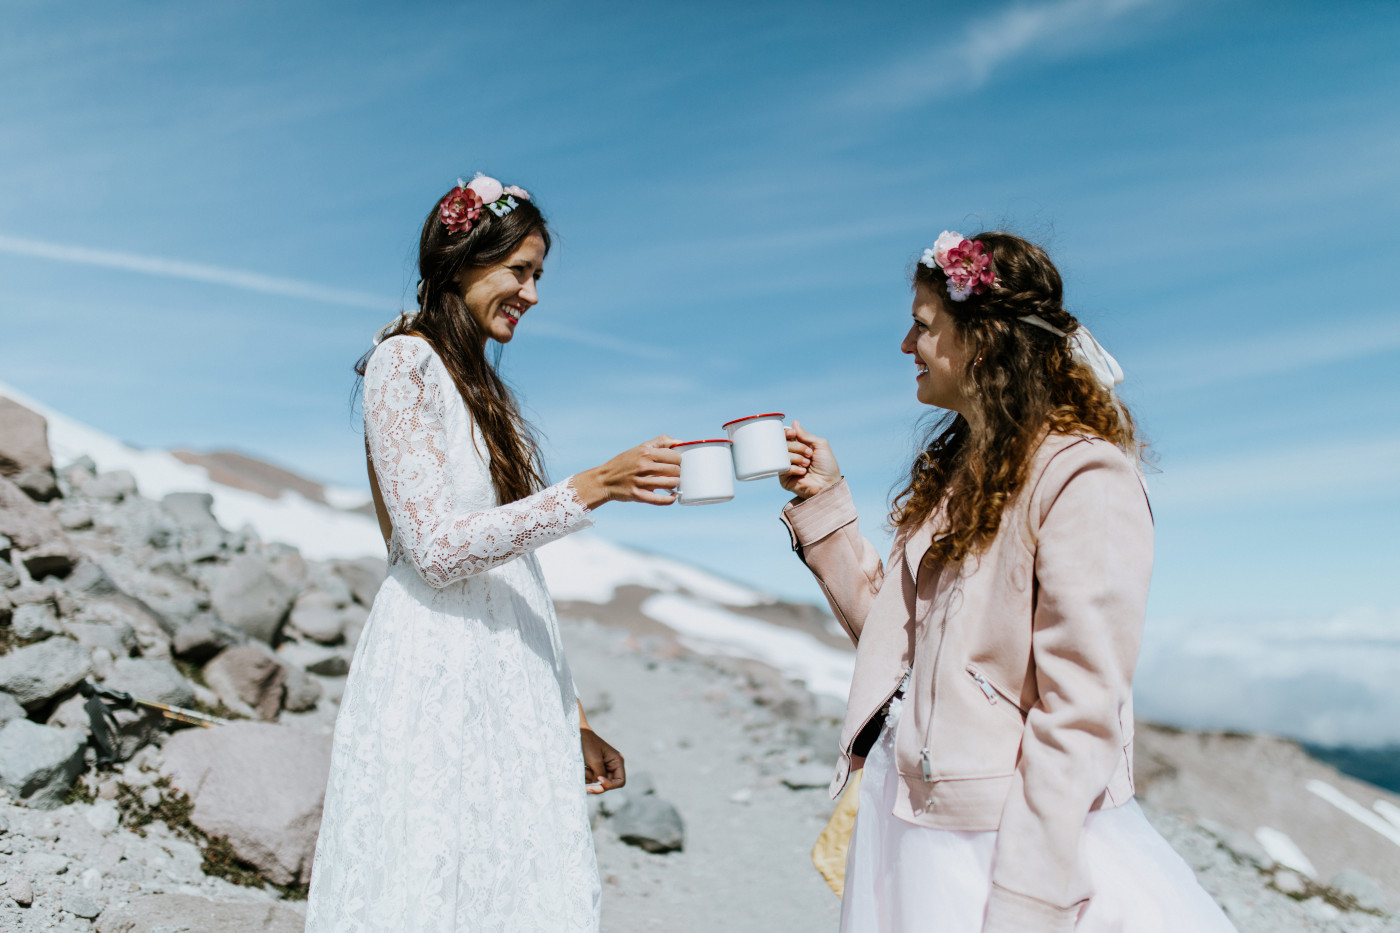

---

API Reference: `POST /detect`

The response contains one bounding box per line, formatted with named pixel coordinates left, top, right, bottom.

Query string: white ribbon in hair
left=1019, top=316, right=1124, bottom=389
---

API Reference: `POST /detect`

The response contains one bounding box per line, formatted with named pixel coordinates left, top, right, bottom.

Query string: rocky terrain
left=0, top=393, right=1398, bottom=932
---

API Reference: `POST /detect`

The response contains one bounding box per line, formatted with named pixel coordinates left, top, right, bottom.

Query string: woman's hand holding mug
left=573, top=436, right=682, bottom=508
left=781, top=420, right=841, bottom=499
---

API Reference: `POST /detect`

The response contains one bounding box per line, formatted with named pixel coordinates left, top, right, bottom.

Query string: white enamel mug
left=673, top=439, right=735, bottom=505
left=722, top=413, right=790, bottom=481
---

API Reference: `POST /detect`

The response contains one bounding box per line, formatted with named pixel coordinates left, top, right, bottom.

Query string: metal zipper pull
left=970, top=671, right=999, bottom=704
left=921, top=747, right=933, bottom=782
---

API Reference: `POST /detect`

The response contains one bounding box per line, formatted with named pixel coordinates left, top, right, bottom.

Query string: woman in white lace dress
left=305, top=175, right=682, bottom=933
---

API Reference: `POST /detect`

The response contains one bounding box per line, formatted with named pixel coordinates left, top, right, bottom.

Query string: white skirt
left=841, top=698, right=1236, bottom=932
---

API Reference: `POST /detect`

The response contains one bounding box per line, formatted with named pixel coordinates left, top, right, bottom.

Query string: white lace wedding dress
left=305, top=335, right=600, bottom=933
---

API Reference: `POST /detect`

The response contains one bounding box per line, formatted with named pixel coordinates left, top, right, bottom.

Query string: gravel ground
left=1, top=612, right=1395, bottom=932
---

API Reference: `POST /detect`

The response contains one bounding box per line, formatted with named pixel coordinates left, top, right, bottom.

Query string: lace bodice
left=363, top=335, right=592, bottom=587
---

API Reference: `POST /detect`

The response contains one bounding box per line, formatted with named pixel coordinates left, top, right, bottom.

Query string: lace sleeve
left=363, top=336, right=593, bottom=588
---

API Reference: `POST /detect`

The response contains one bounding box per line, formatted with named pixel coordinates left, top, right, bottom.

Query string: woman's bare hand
left=581, top=727, right=625, bottom=794
left=573, top=435, right=682, bottom=508
left=780, top=420, right=841, bottom=499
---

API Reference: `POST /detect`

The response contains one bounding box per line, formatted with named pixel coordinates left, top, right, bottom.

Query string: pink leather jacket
left=780, top=434, right=1153, bottom=932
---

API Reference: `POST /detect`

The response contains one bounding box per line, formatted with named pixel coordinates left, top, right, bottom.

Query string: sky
left=2, top=0, right=1398, bottom=637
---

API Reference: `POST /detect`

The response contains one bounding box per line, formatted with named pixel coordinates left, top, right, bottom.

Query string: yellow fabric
left=811, top=768, right=863, bottom=897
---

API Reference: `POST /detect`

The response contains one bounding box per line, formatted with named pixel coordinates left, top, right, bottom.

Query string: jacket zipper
left=966, top=666, right=1028, bottom=715
left=919, top=604, right=952, bottom=784
left=970, top=670, right=1000, bottom=704
left=848, top=666, right=910, bottom=763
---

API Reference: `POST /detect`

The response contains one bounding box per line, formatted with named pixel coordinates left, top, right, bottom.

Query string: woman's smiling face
left=901, top=281, right=972, bottom=414
left=456, top=230, right=546, bottom=346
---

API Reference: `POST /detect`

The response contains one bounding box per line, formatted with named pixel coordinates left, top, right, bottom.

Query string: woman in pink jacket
left=780, top=232, right=1235, bottom=932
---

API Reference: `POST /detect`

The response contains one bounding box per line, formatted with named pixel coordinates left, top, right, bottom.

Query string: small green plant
left=113, top=775, right=305, bottom=897
left=62, top=778, right=97, bottom=806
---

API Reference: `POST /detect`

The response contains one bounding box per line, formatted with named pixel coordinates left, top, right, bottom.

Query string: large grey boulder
left=288, top=590, right=347, bottom=644
left=0, top=399, right=58, bottom=501
left=276, top=639, right=350, bottom=677
left=0, top=690, right=26, bottom=726
left=0, top=475, right=65, bottom=550
left=160, top=721, right=333, bottom=886
left=171, top=613, right=237, bottom=664
left=106, top=564, right=201, bottom=632
left=161, top=492, right=226, bottom=562
left=605, top=772, right=685, bottom=854
left=0, top=719, right=86, bottom=808
left=78, top=469, right=138, bottom=502
left=203, top=645, right=284, bottom=720
left=103, top=657, right=197, bottom=707
left=159, top=492, right=220, bottom=533
left=0, top=637, right=91, bottom=709
left=63, top=618, right=138, bottom=656
left=209, top=554, right=295, bottom=643
left=334, top=556, right=387, bottom=607
left=94, top=893, right=305, bottom=933
left=11, top=601, right=60, bottom=640
left=66, top=560, right=120, bottom=598
left=17, top=539, right=78, bottom=580
left=280, top=662, right=322, bottom=713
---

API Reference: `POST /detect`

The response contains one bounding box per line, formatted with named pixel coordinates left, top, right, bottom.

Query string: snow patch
left=1254, top=827, right=1317, bottom=878
left=537, top=532, right=768, bottom=607
left=639, top=593, right=854, bottom=699
left=1374, top=799, right=1400, bottom=833
left=0, top=380, right=384, bottom=561
left=1305, top=780, right=1400, bottom=849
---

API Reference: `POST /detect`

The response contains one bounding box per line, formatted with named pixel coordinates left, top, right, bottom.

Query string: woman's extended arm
left=364, top=338, right=583, bottom=587
left=777, top=422, right=890, bottom=644
left=983, top=442, right=1153, bottom=932
left=365, top=337, right=680, bottom=588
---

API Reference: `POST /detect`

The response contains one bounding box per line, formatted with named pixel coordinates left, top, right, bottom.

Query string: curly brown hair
left=890, top=231, right=1145, bottom=563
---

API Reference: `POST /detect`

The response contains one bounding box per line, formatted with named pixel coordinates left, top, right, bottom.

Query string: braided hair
left=890, top=232, right=1144, bottom=563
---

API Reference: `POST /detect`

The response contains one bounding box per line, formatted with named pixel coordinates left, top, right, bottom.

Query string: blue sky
left=2, top=0, right=1398, bottom=627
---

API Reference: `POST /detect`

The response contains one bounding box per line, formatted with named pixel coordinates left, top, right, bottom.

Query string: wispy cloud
left=0, top=232, right=673, bottom=361
left=1135, top=312, right=1400, bottom=393
left=1137, top=606, right=1400, bottom=745
left=527, top=322, right=674, bottom=362
left=0, top=232, right=393, bottom=310
left=834, top=0, right=1154, bottom=113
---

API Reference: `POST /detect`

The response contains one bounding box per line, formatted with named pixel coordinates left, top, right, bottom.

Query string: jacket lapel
left=903, top=520, right=934, bottom=583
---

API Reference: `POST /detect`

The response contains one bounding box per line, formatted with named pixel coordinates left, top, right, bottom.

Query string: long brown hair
left=890, top=232, right=1145, bottom=563
left=357, top=183, right=551, bottom=505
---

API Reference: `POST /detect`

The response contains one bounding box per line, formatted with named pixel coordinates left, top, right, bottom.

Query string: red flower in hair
left=439, top=186, right=483, bottom=234
left=943, top=238, right=995, bottom=300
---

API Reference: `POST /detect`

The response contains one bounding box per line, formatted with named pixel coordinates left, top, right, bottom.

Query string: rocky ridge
left=0, top=397, right=1397, bottom=931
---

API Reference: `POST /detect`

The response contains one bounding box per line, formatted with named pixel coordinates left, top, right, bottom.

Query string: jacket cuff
left=779, top=479, right=856, bottom=548
left=982, top=885, right=1080, bottom=933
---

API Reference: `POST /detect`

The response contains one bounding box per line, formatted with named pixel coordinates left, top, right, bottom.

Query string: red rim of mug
left=721, top=413, right=785, bottom=429
left=672, top=439, right=733, bottom=448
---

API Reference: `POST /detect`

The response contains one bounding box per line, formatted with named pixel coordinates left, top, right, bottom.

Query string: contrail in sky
left=0, top=232, right=392, bottom=310
left=0, top=231, right=673, bottom=360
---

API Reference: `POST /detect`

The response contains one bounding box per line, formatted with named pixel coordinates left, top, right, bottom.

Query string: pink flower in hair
left=942, top=238, right=995, bottom=301
left=439, top=185, right=483, bottom=234
left=503, top=184, right=531, bottom=201
left=466, top=173, right=504, bottom=205
left=931, top=230, right=964, bottom=269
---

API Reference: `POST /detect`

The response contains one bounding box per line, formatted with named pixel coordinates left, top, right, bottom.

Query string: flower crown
left=439, top=173, right=532, bottom=234
left=919, top=231, right=995, bottom=301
